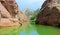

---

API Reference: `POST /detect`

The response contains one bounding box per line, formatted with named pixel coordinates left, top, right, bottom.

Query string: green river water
left=0, top=23, right=60, bottom=35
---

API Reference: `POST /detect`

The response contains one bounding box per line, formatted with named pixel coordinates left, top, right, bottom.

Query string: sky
left=16, top=0, right=45, bottom=10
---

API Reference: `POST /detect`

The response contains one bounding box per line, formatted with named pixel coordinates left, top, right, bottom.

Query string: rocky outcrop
left=35, top=0, right=60, bottom=26
left=20, top=13, right=29, bottom=22
left=23, top=8, right=34, bottom=19
left=41, top=0, right=58, bottom=9
left=0, top=18, right=20, bottom=26
left=0, top=0, right=29, bottom=27
left=0, top=2, right=11, bottom=18
left=1, top=0, right=18, bottom=18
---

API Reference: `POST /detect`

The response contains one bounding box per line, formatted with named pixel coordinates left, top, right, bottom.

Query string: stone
left=0, top=0, right=19, bottom=26
left=35, top=0, right=60, bottom=26
left=41, top=0, right=58, bottom=9
left=16, top=11, right=29, bottom=23
left=20, top=13, right=29, bottom=22
left=0, top=0, right=5, bottom=1
left=0, top=0, right=29, bottom=26
left=1, top=0, right=18, bottom=18
left=0, top=18, right=20, bottom=27
left=0, top=2, right=11, bottom=18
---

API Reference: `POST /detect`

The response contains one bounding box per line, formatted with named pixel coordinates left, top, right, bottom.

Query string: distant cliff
left=23, top=8, right=34, bottom=19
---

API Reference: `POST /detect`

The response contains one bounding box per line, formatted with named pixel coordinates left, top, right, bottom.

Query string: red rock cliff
left=0, top=0, right=29, bottom=27
left=35, top=0, right=60, bottom=26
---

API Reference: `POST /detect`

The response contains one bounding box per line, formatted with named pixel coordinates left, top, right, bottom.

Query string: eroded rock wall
left=0, top=0, right=29, bottom=26
left=35, top=0, right=60, bottom=26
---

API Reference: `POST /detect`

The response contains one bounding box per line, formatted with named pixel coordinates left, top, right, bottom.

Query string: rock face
left=0, top=0, right=29, bottom=26
left=23, top=8, right=34, bottom=19
left=1, top=0, right=18, bottom=18
left=35, top=0, right=60, bottom=26
left=0, top=2, right=11, bottom=18
left=41, top=0, right=58, bottom=9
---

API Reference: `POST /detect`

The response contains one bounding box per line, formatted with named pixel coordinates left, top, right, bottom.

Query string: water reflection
left=19, top=23, right=60, bottom=35
left=20, top=31, right=39, bottom=35
left=20, top=24, right=39, bottom=35
left=29, top=31, right=39, bottom=35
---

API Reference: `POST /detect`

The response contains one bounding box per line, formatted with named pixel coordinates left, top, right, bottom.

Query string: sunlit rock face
left=23, top=8, right=34, bottom=19
left=35, top=0, right=60, bottom=26
left=41, top=0, right=58, bottom=8
left=0, top=0, right=29, bottom=26
left=0, top=2, right=11, bottom=18
left=1, top=0, right=18, bottom=18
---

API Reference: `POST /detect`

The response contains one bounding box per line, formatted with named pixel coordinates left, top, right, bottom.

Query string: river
left=0, top=23, right=60, bottom=35
left=20, top=23, right=60, bottom=35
